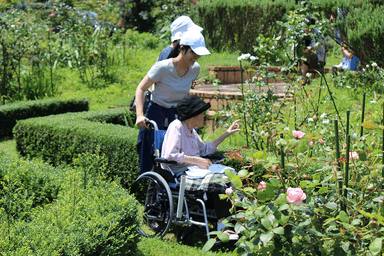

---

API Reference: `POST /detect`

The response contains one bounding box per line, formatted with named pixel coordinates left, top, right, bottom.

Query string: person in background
left=330, top=10, right=359, bottom=75
left=135, top=30, right=210, bottom=175
left=300, top=16, right=327, bottom=85
left=157, top=16, right=203, bottom=61
left=332, top=43, right=359, bottom=75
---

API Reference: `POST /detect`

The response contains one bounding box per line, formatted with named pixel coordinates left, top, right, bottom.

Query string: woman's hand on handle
left=136, top=115, right=150, bottom=129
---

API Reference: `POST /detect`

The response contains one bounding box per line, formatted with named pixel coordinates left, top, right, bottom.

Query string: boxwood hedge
left=0, top=152, right=140, bottom=256
left=0, top=98, right=89, bottom=139
left=0, top=152, right=62, bottom=221
left=13, top=108, right=139, bottom=188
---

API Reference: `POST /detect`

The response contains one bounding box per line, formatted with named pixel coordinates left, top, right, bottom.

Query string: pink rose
left=343, top=144, right=347, bottom=149
left=50, top=13, right=55, bottom=17
left=349, top=152, right=359, bottom=161
left=258, top=181, right=267, bottom=191
left=286, top=187, right=307, bottom=206
left=225, top=187, right=233, bottom=196
left=292, top=130, right=305, bottom=139
left=318, top=139, right=324, bottom=144
left=309, top=141, right=314, bottom=146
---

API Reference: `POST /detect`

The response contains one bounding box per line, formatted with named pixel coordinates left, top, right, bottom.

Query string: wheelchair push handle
left=145, top=120, right=159, bottom=131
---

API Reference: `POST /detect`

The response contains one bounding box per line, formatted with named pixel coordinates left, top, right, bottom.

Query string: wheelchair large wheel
left=131, top=172, right=173, bottom=238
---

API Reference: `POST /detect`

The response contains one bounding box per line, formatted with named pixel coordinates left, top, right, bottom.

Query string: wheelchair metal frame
left=134, top=120, right=218, bottom=241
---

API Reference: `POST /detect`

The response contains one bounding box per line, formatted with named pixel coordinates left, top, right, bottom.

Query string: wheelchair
left=131, top=120, right=226, bottom=244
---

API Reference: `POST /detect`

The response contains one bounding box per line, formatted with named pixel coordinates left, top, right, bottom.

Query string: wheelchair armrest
left=154, top=157, right=177, bottom=165
left=202, top=154, right=225, bottom=163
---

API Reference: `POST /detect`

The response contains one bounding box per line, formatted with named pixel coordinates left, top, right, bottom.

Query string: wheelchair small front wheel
left=131, top=172, right=173, bottom=238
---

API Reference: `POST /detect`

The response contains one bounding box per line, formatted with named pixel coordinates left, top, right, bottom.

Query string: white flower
left=362, top=68, right=366, bottom=72
left=372, top=62, right=377, bottom=67
left=320, top=113, right=326, bottom=119
left=250, top=56, right=257, bottom=60
left=237, top=53, right=251, bottom=61
left=322, top=119, right=330, bottom=124
left=370, top=100, right=377, bottom=104
left=366, top=64, right=370, bottom=68
left=260, top=130, right=266, bottom=136
left=352, top=133, right=358, bottom=138
left=284, top=127, right=290, bottom=131
left=308, top=118, right=314, bottom=122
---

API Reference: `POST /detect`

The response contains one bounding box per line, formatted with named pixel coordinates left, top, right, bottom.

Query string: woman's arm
left=135, top=75, right=155, bottom=128
left=212, top=120, right=241, bottom=148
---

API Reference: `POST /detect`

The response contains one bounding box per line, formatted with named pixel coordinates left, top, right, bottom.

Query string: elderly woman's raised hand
left=226, top=120, right=241, bottom=136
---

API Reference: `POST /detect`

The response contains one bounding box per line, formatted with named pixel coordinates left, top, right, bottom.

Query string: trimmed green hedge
left=0, top=152, right=140, bottom=255
left=0, top=152, right=62, bottom=221
left=0, top=98, right=89, bottom=139
left=13, top=108, right=139, bottom=188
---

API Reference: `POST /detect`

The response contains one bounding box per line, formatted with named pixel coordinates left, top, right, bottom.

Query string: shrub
left=192, top=0, right=297, bottom=53
left=13, top=108, right=139, bottom=188
left=0, top=152, right=62, bottom=221
left=0, top=152, right=140, bottom=255
left=0, top=98, right=89, bottom=139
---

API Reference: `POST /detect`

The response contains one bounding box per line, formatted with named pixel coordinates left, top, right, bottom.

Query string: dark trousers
left=137, top=102, right=178, bottom=174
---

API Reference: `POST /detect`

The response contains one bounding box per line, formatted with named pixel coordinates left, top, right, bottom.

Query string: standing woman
left=135, top=31, right=210, bottom=174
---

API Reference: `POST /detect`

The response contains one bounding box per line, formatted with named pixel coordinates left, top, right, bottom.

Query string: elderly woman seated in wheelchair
left=134, top=94, right=241, bottom=243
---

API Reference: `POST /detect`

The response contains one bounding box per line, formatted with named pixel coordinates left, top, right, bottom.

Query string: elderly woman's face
left=193, top=112, right=205, bottom=128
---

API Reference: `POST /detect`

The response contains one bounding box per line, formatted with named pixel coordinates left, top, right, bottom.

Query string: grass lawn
left=0, top=138, right=17, bottom=158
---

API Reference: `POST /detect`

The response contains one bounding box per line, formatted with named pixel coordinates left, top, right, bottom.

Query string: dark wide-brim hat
left=177, top=95, right=211, bottom=121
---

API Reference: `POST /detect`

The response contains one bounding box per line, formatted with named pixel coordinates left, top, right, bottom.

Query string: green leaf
left=252, top=151, right=266, bottom=159
left=318, top=187, right=328, bottom=194
left=307, top=229, right=324, bottom=237
left=243, top=186, right=256, bottom=193
left=202, top=238, right=216, bottom=253
left=272, top=227, right=284, bottom=235
left=351, top=219, right=362, bottom=226
left=238, top=169, right=248, bottom=177
left=260, top=231, right=274, bottom=244
left=369, top=238, right=383, bottom=255
left=217, top=232, right=230, bottom=243
left=275, top=194, right=288, bottom=207
left=225, top=168, right=235, bottom=180
left=339, top=211, right=349, bottom=223
left=261, top=217, right=272, bottom=230
left=341, top=241, right=350, bottom=253
left=325, top=202, right=338, bottom=210
left=299, top=180, right=308, bottom=188
left=231, top=176, right=242, bottom=188
left=257, top=184, right=275, bottom=202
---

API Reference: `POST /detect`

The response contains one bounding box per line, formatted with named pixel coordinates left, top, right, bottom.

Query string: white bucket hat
left=170, top=16, right=203, bottom=42
left=180, top=30, right=210, bottom=56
